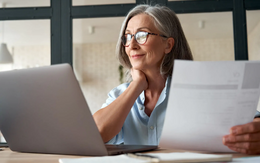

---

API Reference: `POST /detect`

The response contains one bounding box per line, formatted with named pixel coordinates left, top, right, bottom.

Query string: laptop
left=0, top=64, right=157, bottom=156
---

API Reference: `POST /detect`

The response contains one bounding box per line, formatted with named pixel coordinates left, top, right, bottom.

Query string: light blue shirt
left=101, top=77, right=171, bottom=145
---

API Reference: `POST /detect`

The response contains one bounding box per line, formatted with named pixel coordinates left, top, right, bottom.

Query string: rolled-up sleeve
left=255, top=111, right=260, bottom=118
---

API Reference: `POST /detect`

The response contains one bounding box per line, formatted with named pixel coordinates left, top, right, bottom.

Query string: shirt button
left=142, top=97, right=145, bottom=101
left=150, top=126, right=154, bottom=130
left=139, top=107, right=143, bottom=110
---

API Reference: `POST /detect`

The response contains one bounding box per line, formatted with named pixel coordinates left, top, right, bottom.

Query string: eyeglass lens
left=123, top=31, right=148, bottom=46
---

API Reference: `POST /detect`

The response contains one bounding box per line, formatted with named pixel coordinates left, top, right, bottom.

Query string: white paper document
left=59, top=155, right=148, bottom=163
left=232, top=156, right=260, bottom=162
left=141, top=152, right=232, bottom=162
left=160, top=60, right=260, bottom=152
left=59, top=152, right=232, bottom=163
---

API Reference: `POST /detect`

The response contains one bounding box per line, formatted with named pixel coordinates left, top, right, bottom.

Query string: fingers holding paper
left=223, top=118, right=260, bottom=154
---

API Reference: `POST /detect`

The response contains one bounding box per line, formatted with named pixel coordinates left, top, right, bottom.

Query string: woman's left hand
left=223, top=118, right=260, bottom=154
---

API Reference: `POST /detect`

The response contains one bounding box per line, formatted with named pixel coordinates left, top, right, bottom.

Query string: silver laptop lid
left=0, top=64, right=108, bottom=156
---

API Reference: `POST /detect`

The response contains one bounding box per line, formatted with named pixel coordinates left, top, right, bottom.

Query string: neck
left=144, top=69, right=167, bottom=95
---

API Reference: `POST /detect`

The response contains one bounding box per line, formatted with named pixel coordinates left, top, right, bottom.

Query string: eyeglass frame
left=121, top=31, right=168, bottom=47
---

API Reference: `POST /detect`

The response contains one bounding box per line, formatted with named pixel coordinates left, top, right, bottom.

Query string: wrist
left=130, top=80, right=147, bottom=92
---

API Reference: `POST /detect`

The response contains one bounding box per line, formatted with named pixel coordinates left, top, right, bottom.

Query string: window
left=73, top=17, right=124, bottom=114
left=0, top=0, right=50, bottom=8
left=178, top=12, right=234, bottom=61
left=0, top=20, right=50, bottom=71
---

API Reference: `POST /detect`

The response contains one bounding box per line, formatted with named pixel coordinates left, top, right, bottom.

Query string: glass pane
left=73, top=17, right=125, bottom=114
left=247, top=10, right=260, bottom=61
left=0, top=20, right=50, bottom=71
left=0, top=20, right=50, bottom=142
left=73, top=0, right=135, bottom=6
left=0, top=0, right=50, bottom=8
left=178, top=12, right=234, bottom=61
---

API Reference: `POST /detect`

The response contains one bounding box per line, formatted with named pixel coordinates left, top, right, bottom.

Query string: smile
left=131, top=54, right=145, bottom=59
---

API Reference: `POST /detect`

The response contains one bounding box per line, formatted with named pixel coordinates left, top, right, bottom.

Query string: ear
left=164, top=37, right=175, bottom=54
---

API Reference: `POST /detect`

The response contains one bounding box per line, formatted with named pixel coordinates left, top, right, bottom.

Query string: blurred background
left=0, top=0, right=260, bottom=142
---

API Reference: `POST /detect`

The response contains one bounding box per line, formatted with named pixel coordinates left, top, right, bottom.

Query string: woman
left=93, top=4, right=260, bottom=154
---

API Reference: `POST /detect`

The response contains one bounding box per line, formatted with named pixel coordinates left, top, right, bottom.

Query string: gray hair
left=116, top=4, right=193, bottom=82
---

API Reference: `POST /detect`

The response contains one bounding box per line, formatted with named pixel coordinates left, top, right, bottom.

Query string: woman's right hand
left=131, top=68, right=148, bottom=90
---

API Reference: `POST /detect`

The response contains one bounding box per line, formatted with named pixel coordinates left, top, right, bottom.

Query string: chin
left=132, top=65, right=144, bottom=70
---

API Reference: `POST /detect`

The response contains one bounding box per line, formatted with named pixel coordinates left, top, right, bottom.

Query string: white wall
left=73, top=43, right=121, bottom=114
left=13, top=45, right=50, bottom=69
left=189, top=38, right=234, bottom=61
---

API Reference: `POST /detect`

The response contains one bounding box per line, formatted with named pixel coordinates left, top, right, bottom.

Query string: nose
left=128, top=35, right=139, bottom=49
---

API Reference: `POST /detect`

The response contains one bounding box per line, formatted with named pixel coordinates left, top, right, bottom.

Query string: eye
left=136, top=31, right=147, bottom=37
left=136, top=31, right=148, bottom=44
left=125, top=34, right=132, bottom=41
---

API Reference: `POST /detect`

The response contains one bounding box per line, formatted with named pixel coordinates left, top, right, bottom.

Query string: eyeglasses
left=121, top=31, right=167, bottom=47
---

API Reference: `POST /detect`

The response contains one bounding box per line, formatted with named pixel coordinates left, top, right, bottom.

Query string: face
left=124, top=14, right=170, bottom=73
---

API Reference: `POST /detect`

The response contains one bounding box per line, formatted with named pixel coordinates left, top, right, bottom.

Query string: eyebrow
left=125, top=27, right=152, bottom=33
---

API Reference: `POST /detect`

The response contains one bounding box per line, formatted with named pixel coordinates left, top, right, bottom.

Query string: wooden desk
left=0, top=148, right=82, bottom=163
left=0, top=147, right=257, bottom=163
